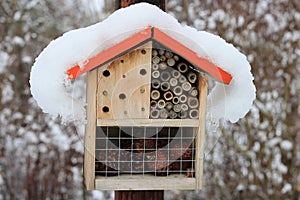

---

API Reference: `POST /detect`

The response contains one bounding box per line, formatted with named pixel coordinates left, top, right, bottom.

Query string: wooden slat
left=95, top=175, right=196, bottom=190
left=195, top=74, right=207, bottom=189
left=97, top=118, right=199, bottom=127
left=97, top=42, right=152, bottom=120
left=84, top=70, right=97, bottom=190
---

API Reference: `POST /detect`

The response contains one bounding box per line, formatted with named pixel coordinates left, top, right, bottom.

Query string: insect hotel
left=67, top=27, right=232, bottom=190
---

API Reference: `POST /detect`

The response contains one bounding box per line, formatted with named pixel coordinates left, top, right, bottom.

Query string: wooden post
left=114, top=1, right=166, bottom=200
left=115, top=191, right=164, bottom=200
left=116, top=0, right=166, bottom=11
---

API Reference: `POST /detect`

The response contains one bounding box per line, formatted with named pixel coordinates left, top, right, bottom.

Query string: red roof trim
left=152, top=27, right=232, bottom=84
left=67, top=26, right=152, bottom=80
left=67, top=26, right=232, bottom=84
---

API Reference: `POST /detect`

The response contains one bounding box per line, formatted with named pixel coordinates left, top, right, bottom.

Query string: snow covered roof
left=29, top=3, right=256, bottom=124
left=67, top=26, right=232, bottom=84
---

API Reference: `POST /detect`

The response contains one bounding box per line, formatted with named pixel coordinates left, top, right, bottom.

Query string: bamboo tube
left=181, top=103, right=189, bottom=111
left=171, top=70, right=181, bottom=79
left=160, top=71, right=171, bottom=82
left=178, top=111, right=188, bottom=119
left=188, top=97, right=199, bottom=108
left=172, top=97, right=179, bottom=104
left=152, top=49, right=158, bottom=56
left=189, top=87, right=198, bottom=97
left=151, top=90, right=160, bottom=100
left=159, top=62, right=168, bottom=70
left=167, top=58, right=176, bottom=67
left=150, top=100, right=158, bottom=108
left=161, top=82, right=170, bottom=92
left=179, top=94, right=187, bottom=103
left=178, top=63, right=188, bottom=73
left=173, top=86, right=183, bottom=96
left=150, top=109, right=159, bottom=119
left=157, top=99, right=166, bottom=109
left=165, top=51, right=173, bottom=59
left=169, top=78, right=178, bottom=87
left=152, top=70, right=160, bottom=79
left=152, top=79, right=160, bottom=89
left=179, top=75, right=187, bottom=83
left=165, top=102, right=173, bottom=111
left=189, top=109, right=199, bottom=119
left=152, top=63, right=159, bottom=70
left=187, top=72, right=197, bottom=83
left=164, top=91, right=173, bottom=101
left=158, top=49, right=165, bottom=55
left=173, top=104, right=181, bottom=113
left=152, top=56, right=160, bottom=64
left=182, top=82, right=192, bottom=91
left=169, top=110, right=177, bottom=119
left=159, top=109, right=168, bottom=118
left=160, top=55, right=166, bottom=62
left=173, top=55, right=179, bottom=61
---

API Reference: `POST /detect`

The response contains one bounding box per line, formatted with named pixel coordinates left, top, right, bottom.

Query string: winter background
left=0, top=0, right=299, bottom=199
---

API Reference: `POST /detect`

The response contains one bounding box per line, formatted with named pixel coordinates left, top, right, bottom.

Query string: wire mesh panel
left=95, top=126, right=196, bottom=177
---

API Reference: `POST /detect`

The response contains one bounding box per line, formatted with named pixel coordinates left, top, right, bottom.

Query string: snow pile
left=0, top=51, right=9, bottom=74
left=30, top=3, right=256, bottom=124
left=280, top=140, right=293, bottom=151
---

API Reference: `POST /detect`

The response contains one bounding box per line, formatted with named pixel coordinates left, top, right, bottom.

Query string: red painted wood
left=152, top=27, right=232, bottom=84
left=67, top=27, right=152, bottom=80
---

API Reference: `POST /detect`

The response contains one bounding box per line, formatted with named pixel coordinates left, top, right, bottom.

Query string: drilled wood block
left=97, top=42, right=152, bottom=120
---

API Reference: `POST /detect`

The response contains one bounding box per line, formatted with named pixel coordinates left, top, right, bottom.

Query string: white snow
left=267, top=137, right=281, bottom=147
left=280, top=140, right=293, bottom=151
left=236, top=184, right=245, bottom=191
left=0, top=51, right=9, bottom=74
left=12, top=36, right=25, bottom=46
left=30, top=3, right=256, bottom=124
left=281, top=183, right=292, bottom=194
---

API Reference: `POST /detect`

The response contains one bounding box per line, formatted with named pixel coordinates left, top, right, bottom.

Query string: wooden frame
left=84, top=70, right=207, bottom=191
left=81, top=25, right=211, bottom=191
left=84, top=69, right=97, bottom=190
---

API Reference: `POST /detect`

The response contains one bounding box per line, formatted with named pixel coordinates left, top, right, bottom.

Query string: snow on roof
left=29, top=3, right=256, bottom=124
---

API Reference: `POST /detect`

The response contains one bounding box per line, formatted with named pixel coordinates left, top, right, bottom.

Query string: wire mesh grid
left=95, top=126, right=196, bottom=177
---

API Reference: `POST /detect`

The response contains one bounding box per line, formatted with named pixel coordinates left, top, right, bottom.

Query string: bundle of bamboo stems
left=150, top=48, right=199, bottom=119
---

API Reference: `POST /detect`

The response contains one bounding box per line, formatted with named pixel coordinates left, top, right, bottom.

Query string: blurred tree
left=0, top=0, right=101, bottom=199
left=166, top=0, right=300, bottom=199
left=1, top=0, right=299, bottom=199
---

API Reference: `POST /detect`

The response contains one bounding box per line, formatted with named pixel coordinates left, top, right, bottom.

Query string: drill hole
left=141, top=49, right=146, bottom=54
left=140, top=69, right=147, bottom=76
left=103, top=70, right=110, bottom=77
left=102, top=106, right=109, bottom=113
left=120, top=59, right=124, bottom=63
left=119, top=93, right=126, bottom=100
